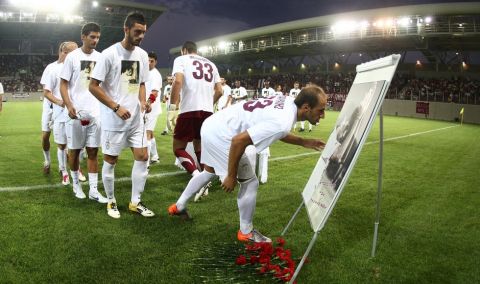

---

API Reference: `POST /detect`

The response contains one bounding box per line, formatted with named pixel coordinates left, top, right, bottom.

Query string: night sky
left=135, top=0, right=474, bottom=67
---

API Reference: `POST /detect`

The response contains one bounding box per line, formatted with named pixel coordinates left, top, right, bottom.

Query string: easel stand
left=281, top=109, right=385, bottom=283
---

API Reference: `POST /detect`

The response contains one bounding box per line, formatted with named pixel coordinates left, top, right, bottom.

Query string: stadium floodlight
left=198, top=46, right=208, bottom=53
left=9, top=0, right=80, bottom=14
left=397, top=17, right=410, bottom=28
left=425, top=16, right=432, bottom=24
left=92, top=1, right=99, bottom=8
left=218, top=41, right=227, bottom=50
left=331, top=20, right=358, bottom=34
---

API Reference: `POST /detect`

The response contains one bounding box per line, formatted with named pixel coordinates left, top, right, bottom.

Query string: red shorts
left=174, top=111, right=213, bottom=141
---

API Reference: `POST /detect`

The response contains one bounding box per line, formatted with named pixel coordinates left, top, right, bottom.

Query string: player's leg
left=66, top=119, right=85, bottom=199
left=101, top=130, right=122, bottom=218
left=84, top=121, right=106, bottom=203
left=41, top=109, right=52, bottom=173
left=258, top=147, right=269, bottom=184
left=54, top=121, right=69, bottom=185
left=128, top=127, right=154, bottom=217
left=236, top=155, right=271, bottom=243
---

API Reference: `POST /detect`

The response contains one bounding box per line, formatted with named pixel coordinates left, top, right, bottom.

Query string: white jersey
left=163, top=84, right=172, bottom=107
left=289, top=88, right=301, bottom=98
left=0, top=82, right=3, bottom=94
left=91, top=42, right=149, bottom=131
left=44, top=62, right=68, bottom=123
left=60, top=48, right=102, bottom=118
left=206, top=96, right=297, bottom=152
left=232, top=86, right=248, bottom=104
left=261, top=87, right=275, bottom=98
left=40, top=61, right=58, bottom=111
left=146, top=68, right=163, bottom=116
left=171, top=54, right=221, bottom=114
left=218, top=84, right=231, bottom=110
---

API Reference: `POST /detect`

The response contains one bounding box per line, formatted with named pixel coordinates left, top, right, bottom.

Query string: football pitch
left=0, top=102, right=479, bottom=283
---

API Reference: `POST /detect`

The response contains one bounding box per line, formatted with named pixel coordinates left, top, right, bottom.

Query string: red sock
left=174, top=149, right=197, bottom=174
left=195, top=151, right=204, bottom=170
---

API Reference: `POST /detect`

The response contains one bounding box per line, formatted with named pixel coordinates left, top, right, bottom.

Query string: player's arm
left=281, top=133, right=325, bottom=151
left=213, top=82, right=222, bottom=105
left=170, top=73, right=183, bottom=111
left=60, top=79, right=76, bottom=119
left=222, top=131, right=253, bottom=193
left=225, top=95, right=232, bottom=109
left=89, top=79, right=131, bottom=120
left=139, top=82, right=150, bottom=113
left=43, top=88, right=63, bottom=107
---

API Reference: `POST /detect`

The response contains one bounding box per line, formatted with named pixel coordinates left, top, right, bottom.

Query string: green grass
left=0, top=102, right=479, bottom=283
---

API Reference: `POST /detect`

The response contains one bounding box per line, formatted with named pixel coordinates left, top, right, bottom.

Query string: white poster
left=302, top=55, right=401, bottom=232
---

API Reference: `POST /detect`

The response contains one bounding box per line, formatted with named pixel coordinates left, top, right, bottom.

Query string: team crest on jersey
left=121, top=60, right=140, bottom=94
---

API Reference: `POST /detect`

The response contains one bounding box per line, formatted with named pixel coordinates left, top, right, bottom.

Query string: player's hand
left=115, top=106, right=131, bottom=120
left=144, top=102, right=152, bottom=113
left=221, top=176, right=237, bottom=193
left=304, top=139, right=326, bottom=151
left=67, top=105, right=77, bottom=119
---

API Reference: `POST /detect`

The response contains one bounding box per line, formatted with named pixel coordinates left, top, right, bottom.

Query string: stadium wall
left=383, top=99, right=480, bottom=124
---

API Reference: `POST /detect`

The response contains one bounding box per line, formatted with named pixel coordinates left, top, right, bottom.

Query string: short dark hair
left=182, top=41, right=197, bottom=53
left=294, top=85, right=326, bottom=109
left=81, top=22, right=100, bottom=36
left=148, top=51, right=157, bottom=61
left=124, top=12, right=146, bottom=28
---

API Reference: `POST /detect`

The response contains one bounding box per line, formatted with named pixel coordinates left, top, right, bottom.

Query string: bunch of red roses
left=235, top=237, right=297, bottom=283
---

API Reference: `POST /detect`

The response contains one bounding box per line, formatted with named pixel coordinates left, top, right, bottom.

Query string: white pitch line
left=0, top=125, right=458, bottom=192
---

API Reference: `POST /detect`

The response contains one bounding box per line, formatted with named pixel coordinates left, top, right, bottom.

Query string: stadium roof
left=0, top=0, right=167, bottom=54
left=169, top=2, right=480, bottom=68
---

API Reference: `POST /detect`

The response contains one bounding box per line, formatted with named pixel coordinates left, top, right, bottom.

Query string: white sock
left=177, top=171, right=215, bottom=211
left=57, top=148, right=65, bottom=172
left=309, top=123, right=312, bottom=130
left=131, top=160, right=148, bottom=204
left=102, top=161, right=115, bottom=202
left=238, top=176, right=259, bottom=234
left=192, top=169, right=200, bottom=177
left=300, top=121, right=305, bottom=129
left=43, top=150, right=50, bottom=164
left=88, top=173, right=98, bottom=194
left=70, top=170, right=79, bottom=185
left=150, top=138, right=158, bottom=158
left=259, top=152, right=269, bottom=183
left=146, top=140, right=152, bottom=167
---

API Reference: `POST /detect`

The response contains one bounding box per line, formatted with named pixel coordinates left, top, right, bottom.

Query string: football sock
left=150, top=138, right=158, bottom=158
left=131, top=160, right=148, bottom=204
left=300, top=121, right=305, bottom=130
left=88, top=173, right=98, bottom=194
left=43, top=150, right=50, bottom=164
left=146, top=140, right=152, bottom=162
left=238, top=176, right=259, bottom=234
left=57, top=148, right=66, bottom=171
left=70, top=170, right=79, bottom=185
left=174, top=148, right=197, bottom=174
left=176, top=170, right=215, bottom=211
left=102, top=161, right=115, bottom=202
left=258, top=151, right=269, bottom=183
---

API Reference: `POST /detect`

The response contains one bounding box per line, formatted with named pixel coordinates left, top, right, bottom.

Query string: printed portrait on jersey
left=121, top=60, right=140, bottom=94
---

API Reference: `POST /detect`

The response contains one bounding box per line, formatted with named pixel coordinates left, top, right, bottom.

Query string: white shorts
left=66, top=119, right=101, bottom=150
left=101, top=126, right=147, bottom=156
left=41, top=108, right=53, bottom=132
left=201, top=121, right=255, bottom=180
left=145, top=113, right=159, bottom=131
left=53, top=121, right=67, bottom=145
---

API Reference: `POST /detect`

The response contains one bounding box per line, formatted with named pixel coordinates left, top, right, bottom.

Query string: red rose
left=276, top=237, right=286, bottom=247
left=80, top=120, right=90, bottom=126
left=235, top=255, right=247, bottom=265
left=148, top=94, right=156, bottom=104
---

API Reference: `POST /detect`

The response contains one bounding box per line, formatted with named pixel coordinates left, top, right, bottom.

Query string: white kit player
left=260, top=80, right=275, bottom=98
left=168, top=41, right=222, bottom=178
left=43, top=41, right=78, bottom=186
left=232, top=80, right=248, bottom=105
left=161, top=76, right=175, bottom=135
left=144, top=51, right=162, bottom=165
left=39, top=44, right=62, bottom=175
left=289, top=81, right=301, bottom=131
left=89, top=12, right=154, bottom=219
left=168, top=86, right=327, bottom=243
left=217, top=77, right=232, bottom=111
left=60, top=22, right=107, bottom=202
